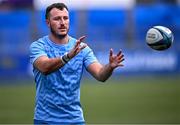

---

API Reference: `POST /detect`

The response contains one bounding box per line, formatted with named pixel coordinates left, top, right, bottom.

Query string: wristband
left=62, top=53, right=70, bottom=64
left=60, top=56, right=66, bottom=65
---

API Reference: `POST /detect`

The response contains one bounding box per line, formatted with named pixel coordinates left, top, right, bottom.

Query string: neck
left=49, top=34, right=69, bottom=44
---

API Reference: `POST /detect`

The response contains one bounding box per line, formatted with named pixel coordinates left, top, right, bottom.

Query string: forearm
left=97, top=64, right=114, bottom=82
left=87, top=48, right=124, bottom=82
left=97, top=48, right=124, bottom=81
left=35, top=56, right=67, bottom=75
left=42, top=57, right=64, bottom=74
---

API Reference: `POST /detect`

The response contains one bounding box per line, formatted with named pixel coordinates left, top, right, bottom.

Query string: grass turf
left=0, top=76, right=179, bottom=124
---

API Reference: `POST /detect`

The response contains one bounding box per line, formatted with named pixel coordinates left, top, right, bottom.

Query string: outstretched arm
left=33, top=36, right=87, bottom=75
left=87, top=48, right=124, bottom=82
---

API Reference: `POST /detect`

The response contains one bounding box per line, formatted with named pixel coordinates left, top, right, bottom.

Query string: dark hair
left=45, top=3, right=69, bottom=19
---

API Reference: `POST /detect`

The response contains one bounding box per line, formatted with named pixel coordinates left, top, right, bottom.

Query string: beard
left=50, top=25, right=69, bottom=39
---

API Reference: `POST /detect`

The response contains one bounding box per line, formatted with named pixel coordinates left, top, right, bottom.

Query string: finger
left=76, top=44, right=87, bottom=53
left=75, top=36, right=86, bottom=48
left=118, top=58, right=125, bottom=63
left=74, top=41, right=82, bottom=49
left=74, top=43, right=87, bottom=54
left=74, top=42, right=80, bottom=48
left=76, top=36, right=86, bottom=44
left=117, top=54, right=124, bottom=60
left=76, top=40, right=81, bottom=46
left=118, top=63, right=124, bottom=67
left=109, top=48, right=113, bottom=58
left=118, top=59, right=125, bottom=67
left=75, top=47, right=81, bottom=54
left=79, top=36, right=86, bottom=42
left=80, top=44, right=87, bottom=50
left=116, top=57, right=125, bottom=64
left=117, top=49, right=122, bottom=56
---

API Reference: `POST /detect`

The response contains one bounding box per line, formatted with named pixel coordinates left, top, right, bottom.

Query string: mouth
left=58, top=28, right=66, bottom=31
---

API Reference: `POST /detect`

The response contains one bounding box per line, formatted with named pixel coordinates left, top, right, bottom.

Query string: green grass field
left=0, top=76, right=179, bottom=124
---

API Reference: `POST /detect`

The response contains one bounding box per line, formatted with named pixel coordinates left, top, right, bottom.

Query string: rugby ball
left=146, top=26, right=174, bottom=51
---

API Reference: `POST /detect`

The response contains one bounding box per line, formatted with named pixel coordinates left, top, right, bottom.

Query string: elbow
left=42, top=70, right=50, bottom=75
left=40, top=69, right=50, bottom=75
left=97, top=78, right=107, bottom=83
left=94, top=74, right=108, bottom=82
left=100, top=80, right=106, bottom=83
left=34, top=59, right=54, bottom=75
left=39, top=66, right=51, bottom=75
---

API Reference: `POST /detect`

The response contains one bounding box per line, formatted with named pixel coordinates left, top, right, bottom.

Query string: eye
left=54, top=17, right=60, bottom=21
left=63, top=16, right=69, bottom=20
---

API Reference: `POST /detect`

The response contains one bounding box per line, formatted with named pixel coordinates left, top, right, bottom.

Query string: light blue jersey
left=29, top=36, right=97, bottom=124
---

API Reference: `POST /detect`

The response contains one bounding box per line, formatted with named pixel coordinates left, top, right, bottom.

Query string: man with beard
left=29, top=3, right=124, bottom=125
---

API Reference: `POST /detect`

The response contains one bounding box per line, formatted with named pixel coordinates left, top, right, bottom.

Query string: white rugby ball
left=146, top=26, right=174, bottom=51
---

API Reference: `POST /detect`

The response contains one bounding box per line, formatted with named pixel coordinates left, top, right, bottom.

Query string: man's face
left=46, top=8, right=69, bottom=39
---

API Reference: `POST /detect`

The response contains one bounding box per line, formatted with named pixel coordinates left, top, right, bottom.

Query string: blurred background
left=0, top=0, right=180, bottom=124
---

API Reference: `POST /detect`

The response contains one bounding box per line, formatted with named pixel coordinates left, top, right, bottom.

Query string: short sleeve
left=83, top=46, right=98, bottom=68
left=29, top=41, right=47, bottom=65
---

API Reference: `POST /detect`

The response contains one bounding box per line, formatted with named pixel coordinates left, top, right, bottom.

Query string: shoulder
left=30, top=36, right=48, bottom=49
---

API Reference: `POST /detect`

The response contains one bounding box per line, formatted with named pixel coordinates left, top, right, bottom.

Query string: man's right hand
left=67, top=36, right=87, bottom=59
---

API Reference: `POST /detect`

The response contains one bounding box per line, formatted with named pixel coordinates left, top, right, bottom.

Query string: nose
left=59, top=19, right=65, bottom=25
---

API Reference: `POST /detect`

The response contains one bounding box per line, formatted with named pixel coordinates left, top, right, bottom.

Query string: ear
left=46, top=19, right=50, bottom=27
